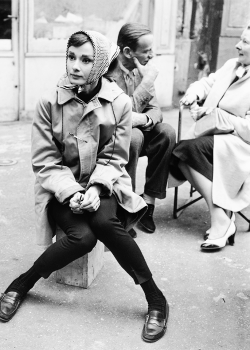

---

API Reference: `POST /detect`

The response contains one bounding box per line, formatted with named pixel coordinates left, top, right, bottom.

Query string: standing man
left=107, top=23, right=176, bottom=236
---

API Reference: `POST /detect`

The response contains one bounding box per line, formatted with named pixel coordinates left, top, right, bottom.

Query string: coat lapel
left=204, top=64, right=238, bottom=107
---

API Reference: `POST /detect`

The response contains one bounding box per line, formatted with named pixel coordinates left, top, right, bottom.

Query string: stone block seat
left=55, top=227, right=104, bottom=288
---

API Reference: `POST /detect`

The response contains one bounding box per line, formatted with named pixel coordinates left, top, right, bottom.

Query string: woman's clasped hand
left=70, top=186, right=101, bottom=213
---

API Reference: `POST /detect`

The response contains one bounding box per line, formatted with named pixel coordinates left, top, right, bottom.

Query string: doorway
left=0, top=0, right=19, bottom=121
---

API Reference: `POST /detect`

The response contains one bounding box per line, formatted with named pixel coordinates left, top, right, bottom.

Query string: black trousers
left=125, top=123, right=176, bottom=199
left=33, top=195, right=152, bottom=285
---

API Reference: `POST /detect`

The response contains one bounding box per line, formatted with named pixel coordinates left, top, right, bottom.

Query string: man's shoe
left=139, top=204, right=156, bottom=233
left=0, top=291, right=24, bottom=322
left=142, top=303, right=169, bottom=343
left=128, top=228, right=137, bottom=238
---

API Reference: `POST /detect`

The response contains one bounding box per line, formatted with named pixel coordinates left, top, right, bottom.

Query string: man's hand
left=180, top=92, right=197, bottom=106
left=133, top=57, right=158, bottom=83
left=132, top=113, right=148, bottom=128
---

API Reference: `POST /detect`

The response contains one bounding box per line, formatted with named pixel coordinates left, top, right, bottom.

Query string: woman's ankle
left=147, top=294, right=166, bottom=316
left=208, top=218, right=231, bottom=239
left=5, top=282, right=28, bottom=297
left=5, top=267, right=41, bottom=296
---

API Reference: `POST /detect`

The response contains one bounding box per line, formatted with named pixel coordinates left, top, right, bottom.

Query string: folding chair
left=167, top=104, right=203, bottom=218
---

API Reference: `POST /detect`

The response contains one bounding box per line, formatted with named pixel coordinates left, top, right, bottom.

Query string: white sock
left=142, top=193, right=155, bottom=205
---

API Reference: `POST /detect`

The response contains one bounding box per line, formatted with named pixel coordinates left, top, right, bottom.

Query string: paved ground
left=1, top=109, right=250, bottom=350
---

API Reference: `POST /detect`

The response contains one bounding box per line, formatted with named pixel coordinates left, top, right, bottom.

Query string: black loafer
left=0, top=291, right=24, bottom=322
left=142, top=304, right=169, bottom=343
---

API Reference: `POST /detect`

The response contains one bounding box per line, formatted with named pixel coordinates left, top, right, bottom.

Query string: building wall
left=217, top=0, right=250, bottom=68
left=24, top=56, right=65, bottom=116
left=0, top=0, right=178, bottom=121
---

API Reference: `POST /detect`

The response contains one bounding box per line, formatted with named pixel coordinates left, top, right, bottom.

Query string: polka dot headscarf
left=66, top=30, right=120, bottom=86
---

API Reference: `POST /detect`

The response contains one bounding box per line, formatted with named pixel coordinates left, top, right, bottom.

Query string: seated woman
left=172, top=24, right=250, bottom=251
left=0, top=30, right=168, bottom=343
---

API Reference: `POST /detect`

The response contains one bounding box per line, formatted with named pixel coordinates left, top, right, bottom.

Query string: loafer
left=142, top=304, right=169, bottom=343
left=0, top=291, right=24, bottom=322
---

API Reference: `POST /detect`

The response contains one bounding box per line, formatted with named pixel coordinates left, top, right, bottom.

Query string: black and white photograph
left=1, top=0, right=250, bottom=349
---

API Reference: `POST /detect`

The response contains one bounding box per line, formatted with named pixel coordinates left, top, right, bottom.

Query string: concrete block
left=55, top=227, right=104, bottom=288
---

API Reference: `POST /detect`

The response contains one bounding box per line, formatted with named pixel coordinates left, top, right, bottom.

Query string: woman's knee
left=89, top=214, right=120, bottom=241
left=66, top=230, right=97, bottom=253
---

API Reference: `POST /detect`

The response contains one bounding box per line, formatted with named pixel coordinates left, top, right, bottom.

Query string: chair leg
left=173, top=185, right=203, bottom=219
left=237, top=211, right=250, bottom=231
left=173, top=187, right=178, bottom=219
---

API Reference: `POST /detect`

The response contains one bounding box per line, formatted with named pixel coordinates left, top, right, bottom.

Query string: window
left=28, top=0, right=144, bottom=53
left=0, top=0, right=11, bottom=51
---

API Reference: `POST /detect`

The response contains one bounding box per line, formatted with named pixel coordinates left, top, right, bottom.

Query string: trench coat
left=32, top=75, right=147, bottom=246
left=183, top=58, right=250, bottom=212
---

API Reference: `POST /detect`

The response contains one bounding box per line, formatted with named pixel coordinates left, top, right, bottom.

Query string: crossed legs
left=178, top=161, right=231, bottom=239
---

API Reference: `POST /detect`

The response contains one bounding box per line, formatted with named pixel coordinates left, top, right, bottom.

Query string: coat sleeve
left=198, top=105, right=250, bottom=144
left=227, top=114, right=250, bottom=143
left=186, top=60, right=234, bottom=101
left=186, top=73, right=216, bottom=101
left=86, top=95, right=132, bottom=195
left=131, top=81, right=162, bottom=129
left=32, top=97, right=84, bottom=203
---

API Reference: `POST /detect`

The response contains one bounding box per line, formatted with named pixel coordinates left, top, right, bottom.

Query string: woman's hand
left=189, top=103, right=214, bottom=121
left=69, top=186, right=101, bottom=213
left=190, top=103, right=207, bottom=121
left=69, top=192, right=84, bottom=214
left=79, top=185, right=101, bottom=212
left=180, top=92, right=197, bottom=106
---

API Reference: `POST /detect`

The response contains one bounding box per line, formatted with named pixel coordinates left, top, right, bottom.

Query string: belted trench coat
left=32, top=75, right=147, bottom=246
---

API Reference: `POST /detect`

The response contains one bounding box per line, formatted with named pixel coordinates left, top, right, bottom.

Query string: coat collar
left=57, top=74, right=123, bottom=105
left=233, top=59, right=250, bottom=82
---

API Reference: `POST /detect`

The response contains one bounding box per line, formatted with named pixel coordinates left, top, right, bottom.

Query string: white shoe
left=201, top=220, right=237, bottom=250
left=204, top=212, right=235, bottom=239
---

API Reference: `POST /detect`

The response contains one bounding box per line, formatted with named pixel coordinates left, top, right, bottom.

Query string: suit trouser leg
left=125, top=128, right=144, bottom=192
left=33, top=196, right=152, bottom=284
left=143, top=123, right=176, bottom=199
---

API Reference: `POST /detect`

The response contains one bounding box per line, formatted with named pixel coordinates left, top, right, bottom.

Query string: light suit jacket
left=106, top=62, right=162, bottom=130
left=32, top=75, right=147, bottom=246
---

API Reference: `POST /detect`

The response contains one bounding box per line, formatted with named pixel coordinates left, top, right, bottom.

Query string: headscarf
left=66, top=30, right=120, bottom=86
